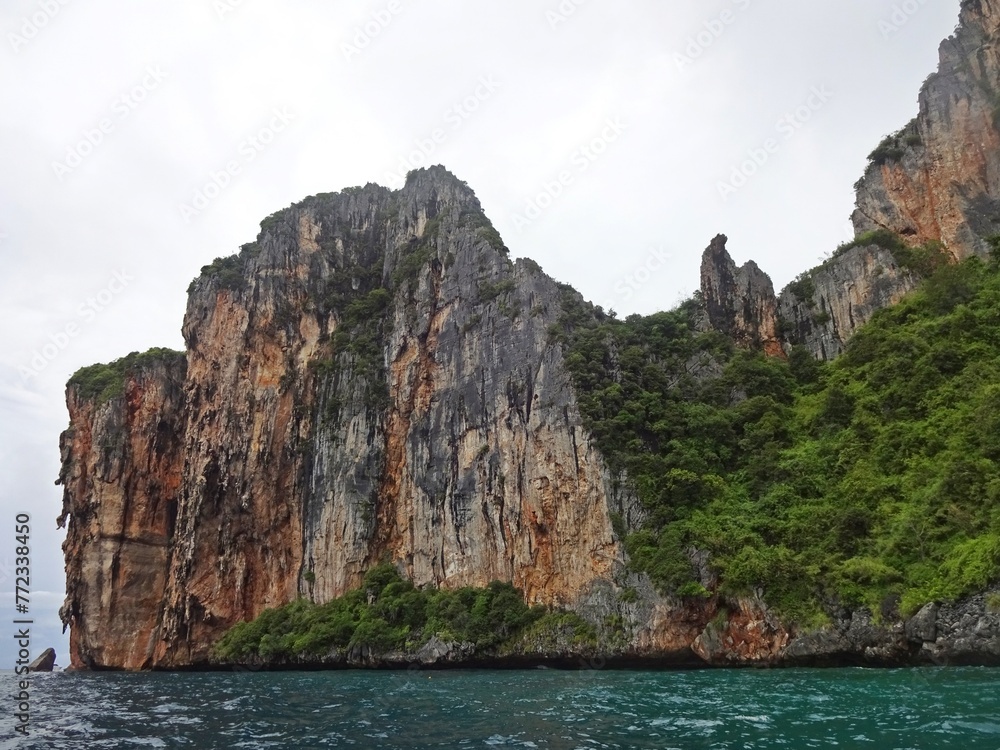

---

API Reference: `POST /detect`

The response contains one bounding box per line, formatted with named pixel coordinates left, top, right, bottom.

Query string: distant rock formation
left=702, top=0, right=1000, bottom=359
left=699, top=235, right=784, bottom=357
left=775, top=243, right=921, bottom=360
left=698, top=235, right=921, bottom=360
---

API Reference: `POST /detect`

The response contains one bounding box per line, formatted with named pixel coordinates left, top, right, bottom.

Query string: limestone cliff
left=60, top=165, right=1000, bottom=671
left=775, top=244, right=922, bottom=360
left=59, top=168, right=624, bottom=669
left=853, top=0, right=1000, bottom=259
left=58, top=352, right=187, bottom=670
left=62, top=169, right=784, bottom=671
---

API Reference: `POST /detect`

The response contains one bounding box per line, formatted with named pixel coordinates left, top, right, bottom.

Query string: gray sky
left=0, top=0, right=961, bottom=667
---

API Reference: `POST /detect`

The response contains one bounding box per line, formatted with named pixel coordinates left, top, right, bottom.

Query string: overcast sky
left=0, top=0, right=961, bottom=668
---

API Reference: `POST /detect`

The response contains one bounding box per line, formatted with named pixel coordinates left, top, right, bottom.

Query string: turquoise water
left=2, top=667, right=999, bottom=748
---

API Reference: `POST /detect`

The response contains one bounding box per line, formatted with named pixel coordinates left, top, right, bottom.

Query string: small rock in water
left=29, top=648, right=56, bottom=672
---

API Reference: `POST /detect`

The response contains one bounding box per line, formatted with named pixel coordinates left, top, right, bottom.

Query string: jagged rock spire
left=699, top=235, right=784, bottom=357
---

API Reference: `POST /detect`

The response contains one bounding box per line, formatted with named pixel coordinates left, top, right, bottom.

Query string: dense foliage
left=68, top=348, right=185, bottom=404
left=559, top=256, right=1000, bottom=623
left=833, top=229, right=948, bottom=279
left=214, top=563, right=596, bottom=661
left=187, top=242, right=262, bottom=293
left=865, top=123, right=921, bottom=167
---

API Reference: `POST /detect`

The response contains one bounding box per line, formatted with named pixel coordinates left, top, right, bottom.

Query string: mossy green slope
left=68, top=348, right=185, bottom=404
left=214, top=563, right=597, bottom=661
left=559, top=255, right=1000, bottom=623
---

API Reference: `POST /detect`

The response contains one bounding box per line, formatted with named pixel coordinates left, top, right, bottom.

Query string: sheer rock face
left=775, top=245, right=922, bottom=360
left=853, top=0, right=1000, bottom=259
left=58, top=357, right=186, bottom=670
left=59, top=168, right=622, bottom=669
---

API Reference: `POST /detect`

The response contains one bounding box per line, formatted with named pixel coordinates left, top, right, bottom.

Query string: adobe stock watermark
left=600, top=245, right=672, bottom=313
left=18, top=270, right=134, bottom=382
left=717, top=85, right=833, bottom=201
left=51, top=66, right=168, bottom=182
left=341, top=0, right=403, bottom=63
left=384, top=76, right=502, bottom=183
left=675, top=0, right=753, bottom=71
left=214, top=0, right=248, bottom=20
left=510, top=116, right=627, bottom=233
left=178, top=106, right=295, bottom=223
left=546, top=0, right=587, bottom=30
left=879, top=0, right=930, bottom=39
left=8, top=0, right=72, bottom=54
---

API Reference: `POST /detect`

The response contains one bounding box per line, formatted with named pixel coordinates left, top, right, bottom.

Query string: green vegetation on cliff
left=864, top=121, right=922, bottom=169
left=312, top=218, right=438, bottom=418
left=187, top=242, right=262, bottom=294
left=833, top=229, right=948, bottom=279
left=560, top=256, right=1000, bottom=623
left=215, top=563, right=598, bottom=661
left=68, top=348, right=186, bottom=404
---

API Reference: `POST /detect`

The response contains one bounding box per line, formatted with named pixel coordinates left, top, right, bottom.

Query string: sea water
left=2, top=667, right=998, bottom=748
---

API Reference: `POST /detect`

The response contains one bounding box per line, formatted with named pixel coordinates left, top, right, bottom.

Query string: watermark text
left=13, top=513, right=31, bottom=736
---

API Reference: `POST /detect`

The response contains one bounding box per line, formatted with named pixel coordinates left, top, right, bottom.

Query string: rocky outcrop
left=853, top=0, right=1000, bottom=260
left=203, top=586, right=1000, bottom=670
left=28, top=649, right=56, bottom=672
left=782, top=589, right=1000, bottom=667
left=691, top=597, right=790, bottom=666
left=698, top=236, right=920, bottom=360
left=699, top=235, right=784, bottom=357
left=58, top=353, right=186, bottom=670
left=59, top=168, right=622, bottom=670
